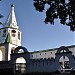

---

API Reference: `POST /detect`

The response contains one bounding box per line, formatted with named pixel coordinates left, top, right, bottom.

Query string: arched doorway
left=15, top=57, right=26, bottom=74
left=59, top=56, right=70, bottom=70
left=12, top=46, right=30, bottom=73
left=0, top=50, right=2, bottom=61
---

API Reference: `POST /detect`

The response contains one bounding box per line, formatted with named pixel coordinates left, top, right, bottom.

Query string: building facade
left=0, top=4, right=21, bottom=61
left=0, top=4, right=75, bottom=74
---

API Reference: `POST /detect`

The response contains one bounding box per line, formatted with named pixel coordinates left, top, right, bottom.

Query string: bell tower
left=0, top=4, right=21, bottom=61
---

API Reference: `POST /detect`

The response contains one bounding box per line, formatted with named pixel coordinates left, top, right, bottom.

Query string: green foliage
left=33, top=0, right=75, bottom=31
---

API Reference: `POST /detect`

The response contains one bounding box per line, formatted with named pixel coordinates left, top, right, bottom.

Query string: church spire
left=4, top=3, right=18, bottom=28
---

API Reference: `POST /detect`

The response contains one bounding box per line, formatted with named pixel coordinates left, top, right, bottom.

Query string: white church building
left=0, top=4, right=75, bottom=74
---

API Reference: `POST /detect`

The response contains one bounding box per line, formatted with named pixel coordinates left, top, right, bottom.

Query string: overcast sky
left=0, top=0, right=75, bottom=52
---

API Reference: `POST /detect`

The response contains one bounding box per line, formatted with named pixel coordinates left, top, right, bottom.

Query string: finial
left=11, top=3, right=14, bottom=7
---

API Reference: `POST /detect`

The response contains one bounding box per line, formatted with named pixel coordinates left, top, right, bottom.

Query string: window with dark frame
left=18, top=32, right=20, bottom=40
left=51, top=52, right=52, bottom=54
left=45, top=53, right=46, bottom=55
left=40, top=53, right=41, bottom=55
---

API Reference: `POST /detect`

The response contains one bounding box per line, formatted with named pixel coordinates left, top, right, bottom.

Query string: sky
left=0, top=0, right=75, bottom=52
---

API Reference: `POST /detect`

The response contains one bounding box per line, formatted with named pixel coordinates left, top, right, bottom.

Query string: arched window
left=16, top=57, right=26, bottom=63
left=60, top=50, right=67, bottom=53
left=18, top=32, right=20, bottom=40
left=56, top=46, right=70, bottom=54
left=14, top=46, right=28, bottom=53
left=18, top=49, right=24, bottom=53
left=15, top=57, right=26, bottom=73
left=0, top=50, right=2, bottom=61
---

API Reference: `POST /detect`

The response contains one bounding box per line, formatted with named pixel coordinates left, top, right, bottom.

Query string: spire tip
left=11, top=3, right=14, bottom=7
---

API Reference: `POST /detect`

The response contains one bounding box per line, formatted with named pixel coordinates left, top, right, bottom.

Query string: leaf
left=33, top=0, right=75, bottom=31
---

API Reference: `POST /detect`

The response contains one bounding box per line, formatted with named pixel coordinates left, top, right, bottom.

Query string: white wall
left=30, top=50, right=57, bottom=59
